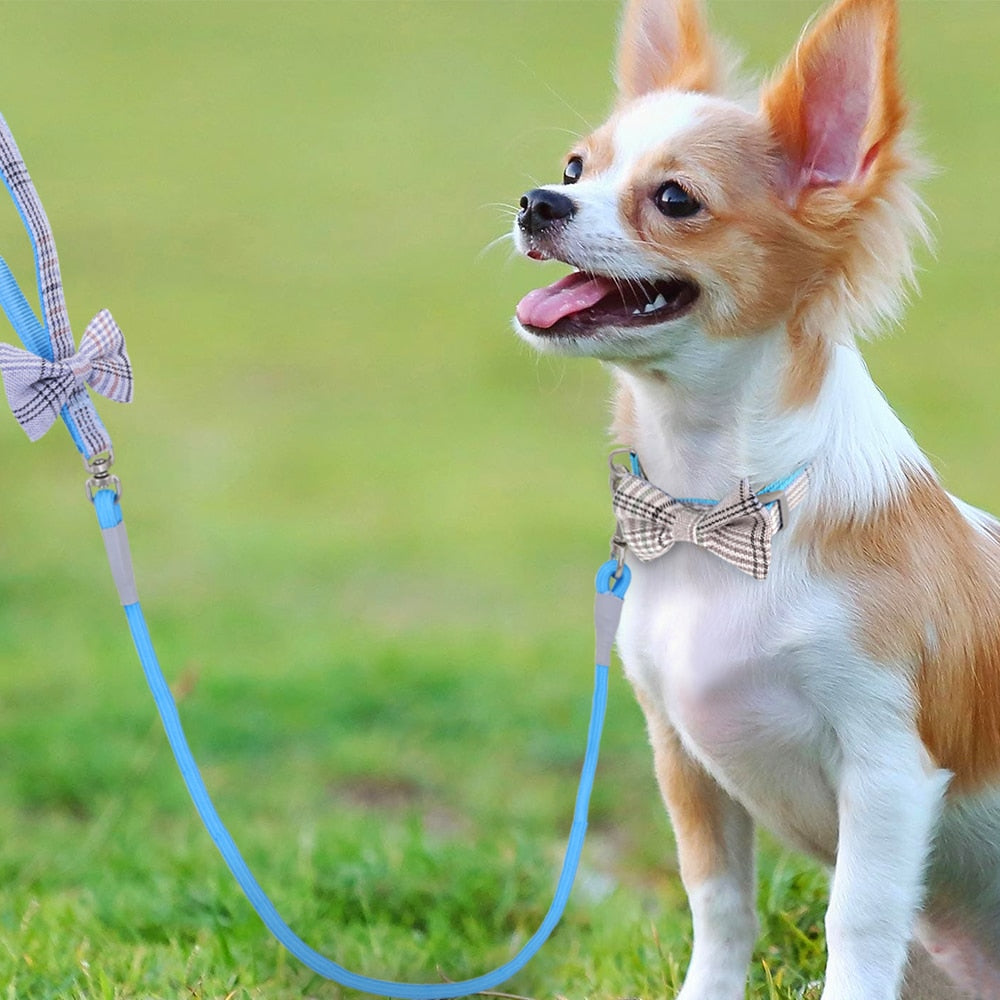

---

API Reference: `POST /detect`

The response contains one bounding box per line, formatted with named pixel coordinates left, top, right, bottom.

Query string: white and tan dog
left=512, top=0, right=1000, bottom=997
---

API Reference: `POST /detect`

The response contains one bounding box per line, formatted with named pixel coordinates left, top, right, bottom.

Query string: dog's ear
left=762, top=0, right=905, bottom=196
left=616, top=0, right=723, bottom=101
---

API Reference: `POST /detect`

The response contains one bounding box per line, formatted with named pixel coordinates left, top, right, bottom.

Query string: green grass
left=0, top=2, right=998, bottom=998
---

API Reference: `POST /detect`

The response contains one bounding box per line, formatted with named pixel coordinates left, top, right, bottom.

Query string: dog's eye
left=655, top=181, right=702, bottom=219
left=563, top=156, right=584, bottom=185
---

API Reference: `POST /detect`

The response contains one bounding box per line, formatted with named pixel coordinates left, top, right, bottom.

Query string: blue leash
left=0, top=112, right=630, bottom=998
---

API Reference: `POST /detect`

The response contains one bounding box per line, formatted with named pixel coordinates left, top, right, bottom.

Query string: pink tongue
left=516, top=271, right=617, bottom=330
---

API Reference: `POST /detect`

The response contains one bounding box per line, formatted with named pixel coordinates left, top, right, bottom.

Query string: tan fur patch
left=611, top=380, right=638, bottom=449
left=636, top=690, right=728, bottom=886
left=576, top=123, right=618, bottom=178
left=812, top=470, right=1000, bottom=793
left=783, top=320, right=832, bottom=409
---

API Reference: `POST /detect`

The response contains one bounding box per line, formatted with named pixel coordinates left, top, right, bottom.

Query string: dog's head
left=513, top=0, right=927, bottom=400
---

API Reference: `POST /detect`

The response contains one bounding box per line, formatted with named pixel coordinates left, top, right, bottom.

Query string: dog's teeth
left=635, top=293, right=669, bottom=317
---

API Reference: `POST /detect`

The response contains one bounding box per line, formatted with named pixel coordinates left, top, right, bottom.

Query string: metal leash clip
left=85, top=450, right=121, bottom=501
left=609, top=523, right=628, bottom=584
left=607, top=448, right=643, bottom=584
left=608, top=447, right=644, bottom=486
left=596, top=449, right=638, bottom=599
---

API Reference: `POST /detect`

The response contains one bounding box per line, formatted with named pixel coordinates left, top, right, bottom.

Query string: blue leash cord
left=0, top=110, right=631, bottom=998
left=95, top=482, right=627, bottom=997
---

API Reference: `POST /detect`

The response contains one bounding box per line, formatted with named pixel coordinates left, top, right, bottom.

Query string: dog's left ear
left=616, top=0, right=723, bottom=102
left=761, top=0, right=905, bottom=197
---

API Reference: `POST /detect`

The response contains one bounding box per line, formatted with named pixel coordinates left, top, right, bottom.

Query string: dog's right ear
left=616, top=0, right=722, bottom=102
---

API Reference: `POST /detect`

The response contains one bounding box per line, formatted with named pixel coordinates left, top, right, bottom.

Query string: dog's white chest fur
left=616, top=539, right=851, bottom=859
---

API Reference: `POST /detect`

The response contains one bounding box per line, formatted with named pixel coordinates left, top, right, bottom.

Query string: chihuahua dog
left=511, top=0, right=1000, bottom=997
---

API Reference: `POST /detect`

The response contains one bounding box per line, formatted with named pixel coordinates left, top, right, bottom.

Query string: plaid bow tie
left=0, top=309, right=132, bottom=442
left=610, top=459, right=809, bottom=580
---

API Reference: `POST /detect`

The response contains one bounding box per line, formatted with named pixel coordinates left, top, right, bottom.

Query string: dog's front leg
left=821, top=728, right=950, bottom=1000
left=639, top=694, right=757, bottom=1000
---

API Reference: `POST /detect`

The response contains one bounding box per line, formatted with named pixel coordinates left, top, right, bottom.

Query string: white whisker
left=478, top=232, right=516, bottom=261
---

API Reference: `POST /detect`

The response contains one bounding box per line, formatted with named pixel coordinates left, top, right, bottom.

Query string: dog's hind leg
left=637, top=692, right=757, bottom=1000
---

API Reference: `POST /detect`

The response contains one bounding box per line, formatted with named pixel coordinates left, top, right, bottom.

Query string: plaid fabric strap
left=0, top=113, right=129, bottom=458
left=611, top=461, right=809, bottom=580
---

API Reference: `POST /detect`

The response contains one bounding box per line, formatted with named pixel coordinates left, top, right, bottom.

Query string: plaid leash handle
left=611, top=462, right=810, bottom=580
left=0, top=113, right=130, bottom=459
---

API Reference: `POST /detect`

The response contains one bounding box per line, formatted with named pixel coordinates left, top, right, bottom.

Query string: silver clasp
left=610, top=527, right=627, bottom=579
left=608, top=448, right=644, bottom=489
left=84, top=450, right=121, bottom=502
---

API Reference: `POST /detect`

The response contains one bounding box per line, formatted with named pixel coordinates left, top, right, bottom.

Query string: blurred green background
left=0, top=2, right=997, bottom=998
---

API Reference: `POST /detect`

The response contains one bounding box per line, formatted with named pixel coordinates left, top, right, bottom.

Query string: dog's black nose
left=517, top=188, right=576, bottom=235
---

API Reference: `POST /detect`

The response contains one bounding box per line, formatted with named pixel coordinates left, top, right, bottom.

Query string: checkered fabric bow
left=0, top=309, right=132, bottom=441
left=611, top=468, right=808, bottom=580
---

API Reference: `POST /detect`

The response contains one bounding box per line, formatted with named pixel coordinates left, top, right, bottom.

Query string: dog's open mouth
left=516, top=270, right=699, bottom=337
